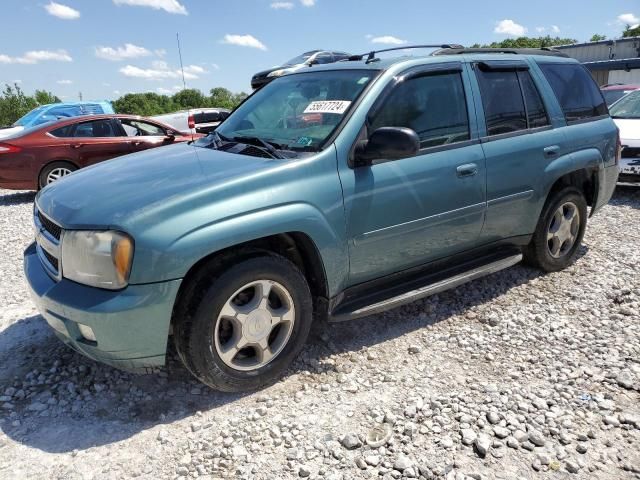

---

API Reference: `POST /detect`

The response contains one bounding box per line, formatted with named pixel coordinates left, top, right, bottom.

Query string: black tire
left=524, top=186, right=587, bottom=272
left=38, top=161, right=77, bottom=189
left=173, top=253, right=313, bottom=392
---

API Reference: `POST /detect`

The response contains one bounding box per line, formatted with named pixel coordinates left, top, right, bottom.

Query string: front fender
left=130, top=203, right=348, bottom=297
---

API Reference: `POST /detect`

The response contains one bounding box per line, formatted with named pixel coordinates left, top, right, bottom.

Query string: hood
left=0, top=126, right=24, bottom=139
left=614, top=118, right=640, bottom=141
left=36, top=142, right=288, bottom=230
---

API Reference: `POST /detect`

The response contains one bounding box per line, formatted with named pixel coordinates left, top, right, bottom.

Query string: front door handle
left=456, top=163, right=478, bottom=178
left=544, top=145, right=560, bottom=157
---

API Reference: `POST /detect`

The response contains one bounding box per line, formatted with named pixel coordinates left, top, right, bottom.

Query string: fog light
left=78, top=324, right=96, bottom=342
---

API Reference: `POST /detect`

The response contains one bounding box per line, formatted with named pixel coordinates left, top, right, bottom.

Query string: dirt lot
left=0, top=187, right=638, bottom=480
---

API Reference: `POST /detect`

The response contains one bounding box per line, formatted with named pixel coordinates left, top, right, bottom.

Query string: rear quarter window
left=539, top=63, right=607, bottom=123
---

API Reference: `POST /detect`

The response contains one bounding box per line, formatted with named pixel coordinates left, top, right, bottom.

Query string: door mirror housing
left=165, top=131, right=176, bottom=142
left=353, top=127, right=420, bottom=166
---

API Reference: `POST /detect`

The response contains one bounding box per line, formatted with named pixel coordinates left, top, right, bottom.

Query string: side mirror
left=353, top=127, right=420, bottom=166
left=165, top=131, right=176, bottom=142
left=307, top=59, right=319, bottom=66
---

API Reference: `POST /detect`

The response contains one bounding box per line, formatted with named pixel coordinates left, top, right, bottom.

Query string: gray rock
left=365, top=455, right=380, bottom=466
left=299, top=465, right=311, bottom=478
left=393, top=455, right=413, bottom=471
left=604, top=415, right=620, bottom=427
left=566, top=460, right=581, bottom=474
left=475, top=434, right=491, bottom=458
left=341, top=433, right=361, bottom=450
left=461, top=428, right=477, bottom=446
left=493, top=426, right=510, bottom=439
left=617, top=371, right=635, bottom=390
left=528, top=429, right=545, bottom=447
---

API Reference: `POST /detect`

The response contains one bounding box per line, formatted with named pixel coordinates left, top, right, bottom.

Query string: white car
left=610, top=90, right=640, bottom=185
left=152, top=108, right=230, bottom=135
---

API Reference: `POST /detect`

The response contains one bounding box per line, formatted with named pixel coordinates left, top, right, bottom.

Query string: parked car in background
left=0, top=114, right=194, bottom=190
left=600, top=84, right=640, bottom=107
left=0, top=101, right=114, bottom=139
left=251, top=50, right=351, bottom=89
left=152, top=108, right=230, bottom=135
left=26, top=47, right=619, bottom=392
left=610, top=89, right=640, bottom=185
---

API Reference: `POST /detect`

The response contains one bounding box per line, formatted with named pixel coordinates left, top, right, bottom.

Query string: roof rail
left=431, top=47, right=569, bottom=58
left=348, top=44, right=465, bottom=63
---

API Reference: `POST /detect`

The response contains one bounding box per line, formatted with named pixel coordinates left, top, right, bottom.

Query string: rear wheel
left=524, top=186, right=587, bottom=272
left=174, top=253, right=313, bottom=392
left=39, top=161, right=77, bottom=189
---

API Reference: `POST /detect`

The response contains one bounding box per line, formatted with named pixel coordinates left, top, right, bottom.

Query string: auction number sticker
left=303, top=100, right=351, bottom=115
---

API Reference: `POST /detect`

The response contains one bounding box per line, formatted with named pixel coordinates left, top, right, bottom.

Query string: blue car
left=0, top=101, right=114, bottom=138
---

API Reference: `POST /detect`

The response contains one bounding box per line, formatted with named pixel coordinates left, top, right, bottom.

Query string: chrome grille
left=34, top=205, right=62, bottom=280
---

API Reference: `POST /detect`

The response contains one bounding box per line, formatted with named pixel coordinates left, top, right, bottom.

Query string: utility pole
left=177, top=33, right=187, bottom=91
left=78, top=91, right=83, bottom=101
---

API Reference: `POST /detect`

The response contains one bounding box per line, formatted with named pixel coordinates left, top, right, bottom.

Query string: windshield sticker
left=303, top=100, right=351, bottom=115
left=296, top=136, right=313, bottom=146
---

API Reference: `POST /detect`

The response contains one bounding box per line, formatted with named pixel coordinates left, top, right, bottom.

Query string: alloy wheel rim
left=547, top=201, right=580, bottom=259
left=46, top=167, right=72, bottom=184
left=214, top=279, right=295, bottom=371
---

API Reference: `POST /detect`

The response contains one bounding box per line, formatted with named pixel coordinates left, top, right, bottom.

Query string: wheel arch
left=543, top=148, right=602, bottom=211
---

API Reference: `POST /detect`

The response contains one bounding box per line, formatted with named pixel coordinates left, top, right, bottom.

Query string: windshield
left=208, top=70, right=377, bottom=153
left=602, top=89, right=632, bottom=107
left=610, top=90, right=640, bottom=119
left=284, top=51, right=319, bottom=66
left=12, top=106, right=47, bottom=127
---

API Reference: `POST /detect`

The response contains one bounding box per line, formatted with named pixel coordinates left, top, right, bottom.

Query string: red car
left=0, top=114, right=198, bottom=190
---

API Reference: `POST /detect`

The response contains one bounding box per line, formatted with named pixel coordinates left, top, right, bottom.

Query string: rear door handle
left=456, top=163, right=478, bottom=178
left=544, top=145, right=560, bottom=157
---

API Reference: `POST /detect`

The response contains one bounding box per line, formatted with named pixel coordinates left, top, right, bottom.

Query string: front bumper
left=24, top=242, right=182, bottom=372
left=618, top=156, right=640, bottom=185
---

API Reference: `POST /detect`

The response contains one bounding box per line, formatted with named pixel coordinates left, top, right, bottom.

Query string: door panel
left=343, top=145, right=486, bottom=284
left=72, top=139, right=132, bottom=166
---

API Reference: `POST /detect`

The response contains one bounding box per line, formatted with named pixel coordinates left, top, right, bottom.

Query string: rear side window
left=50, top=125, right=73, bottom=137
left=519, top=72, right=550, bottom=129
left=476, top=70, right=527, bottom=135
left=369, top=71, right=470, bottom=149
left=539, top=63, right=607, bottom=123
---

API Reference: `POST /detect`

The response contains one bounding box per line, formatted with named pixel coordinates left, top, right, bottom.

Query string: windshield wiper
left=231, top=136, right=285, bottom=159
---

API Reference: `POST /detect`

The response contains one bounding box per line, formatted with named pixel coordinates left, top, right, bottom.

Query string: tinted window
left=49, top=125, right=73, bottom=137
left=194, top=112, right=221, bottom=123
left=539, top=63, right=607, bottom=122
left=519, top=71, right=550, bottom=128
left=602, top=89, right=630, bottom=106
left=369, top=72, right=470, bottom=148
left=476, top=69, right=527, bottom=136
left=74, top=120, right=117, bottom=138
left=313, top=52, right=333, bottom=64
left=120, top=119, right=165, bottom=136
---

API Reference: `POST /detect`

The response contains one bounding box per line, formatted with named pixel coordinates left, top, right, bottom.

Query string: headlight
left=267, top=69, right=287, bottom=78
left=61, top=231, right=134, bottom=290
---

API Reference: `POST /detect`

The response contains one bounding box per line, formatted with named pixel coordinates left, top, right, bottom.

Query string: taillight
left=188, top=113, right=195, bottom=130
left=0, top=143, right=21, bottom=154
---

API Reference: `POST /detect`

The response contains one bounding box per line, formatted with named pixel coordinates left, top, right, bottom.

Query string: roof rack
left=431, top=47, right=569, bottom=58
left=348, top=44, right=465, bottom=63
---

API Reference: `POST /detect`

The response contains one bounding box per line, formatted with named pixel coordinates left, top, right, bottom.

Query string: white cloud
left=154, top=49, right=167, bottom=57
left=271, top=2, right=294, bottom=9
left=0, top=49, right=72, bottom=64
left=119, top=62, right=205, bottom=81
left=57, top=79, right=73, bottom=85
left=494, top=19, right=527, bottom=36
left=113, top=0, right=187, bottom=15
left=300, top=0, right=315, bottom=5
left=45, top=2, right=80, bottom=19
left=221, top=34, right=267, bottom=51
left=95, top=43, right=152, bottom=61
left=551, top=25, right=560, bottom=33
left=370, top=35, right=407, bottom=45
left=618, top=13, right=640, bottom=26
left=211, top=63, right=220, bottom=70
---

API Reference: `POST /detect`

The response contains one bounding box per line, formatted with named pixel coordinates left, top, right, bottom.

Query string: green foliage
left=113, top=87, right=249, bottom=116
left=0, top=84, right=41, bottom=126
left=622, top=25, right=640, bottom=38
left=590, top=34, right=607, bottom=42
left=472, top=36, right=578, bottom=49
left=34, top=89, right=61, bottom=105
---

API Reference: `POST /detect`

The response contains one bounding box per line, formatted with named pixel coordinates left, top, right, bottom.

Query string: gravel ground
left=0, top=187, right=638, bottom=480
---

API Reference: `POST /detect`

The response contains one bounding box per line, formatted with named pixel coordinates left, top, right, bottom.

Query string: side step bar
left=330, top=253, right=523, bottom=322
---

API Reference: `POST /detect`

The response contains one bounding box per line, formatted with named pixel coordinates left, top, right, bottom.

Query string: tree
left=0, top=83, right=39, bottom=126
left=622, top=25, right=640, bottom=38
left=173, top=88, right=207, bottom=109
left=590, top=34, right=607, bottom=42
left=34, top=90, right=61, bottom=105
left=472, top=36, right=578, bottom=49
left=209, top=87, right=248, bottom=110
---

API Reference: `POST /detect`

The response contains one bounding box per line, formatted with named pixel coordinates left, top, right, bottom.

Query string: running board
left=329, top=253, right=523, bottom=322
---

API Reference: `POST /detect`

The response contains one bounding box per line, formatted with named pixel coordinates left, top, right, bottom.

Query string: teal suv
left=25, top=47, right=620, bottom=391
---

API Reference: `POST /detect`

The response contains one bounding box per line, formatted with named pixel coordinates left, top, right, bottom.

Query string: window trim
left=353, top=62, right=472, bottom=165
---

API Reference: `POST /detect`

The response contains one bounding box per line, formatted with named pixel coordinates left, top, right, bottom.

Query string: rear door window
left=475, top=69, right=527, bottom=136
left=539, top=63, right=607, bottom=123
left=119, top=119, right=165, bottom=136
left=519, top=71, right=550, bottom=128
left=369, top=71, right=470, bottom=149
left=73, top=120, right=117, bottom=138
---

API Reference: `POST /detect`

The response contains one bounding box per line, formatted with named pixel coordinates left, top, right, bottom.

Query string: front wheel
left=174, top=254, right=313, bottom=392
left=524, top=186, right=587, bottom=272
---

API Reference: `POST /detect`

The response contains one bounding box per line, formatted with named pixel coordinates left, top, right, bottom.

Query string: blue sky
left=1, top=0, right=639, bottom=102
